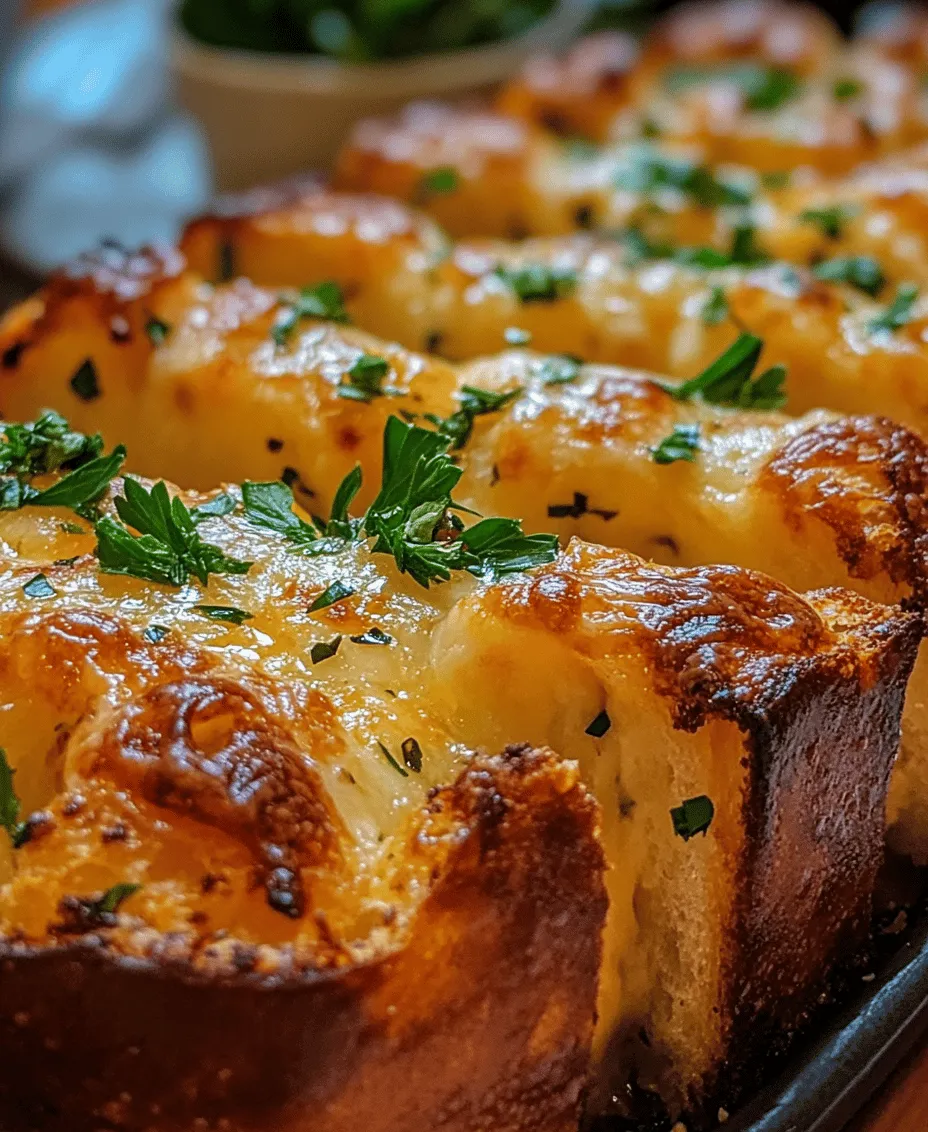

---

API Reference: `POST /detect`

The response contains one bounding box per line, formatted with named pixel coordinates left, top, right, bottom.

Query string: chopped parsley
left=652, top=424, right=700, bottom=465
left=760, top=170, right=792, bottom=189
left=310, top=635, right=342, bottom=664
left=812, top=255, right=885, bottom=297
left=614, top=147, right=752, bottom=208
left=218, top=240, right=236, bottom=283
left=585, top=710, right=611, bottom=738
left=339, top=353, right=393, bottom=402
left=419, top=167, right=459, bottom=196
left=798, top=204, right=858, bottom=240
left=95, top=478, right=252, bottom=587
left=23, top=573, right=55, bottom=598
left=350, top=627, right=392, bottom=645
left=537, top=355, right=582, bottom=385
left=0, top=749, right=28, bottom=848
left=309, top=579, right=355, bottom=612
left=70, top=359, right=100, bottom=401
left=701, top=286, right=729, bottom=325
left=272, top=282, right=349, bottom=347
left=495, top=263, right=578, bottom=303
left=426, top=385, right=522, bottom=449
left=364, top=417, right=558, bottom=587
left=833, top=77, right=863, bottom=101
left=869, top=283, right=920, bottom=335
left=144, top=316, right=171, bottom=346
left=191, top=492, right=237, bottom=522
left=547, top=492, right=617, bottom=521
left=0, top=412, right=125, bottom=515
left=195, top=604, right=253, bottom=625
left=143, top=624, right=169, bottom=643
left=378, top=739, right=409, bottom=778
left=671, top=795, right=715, bottom=841
left=661, top=333, right=787, bottom=411
left=665, top=62, right=801, bottom=112
left=94, top=882, right=142, bottom=917
left=401, top=736, right=423, bottom=773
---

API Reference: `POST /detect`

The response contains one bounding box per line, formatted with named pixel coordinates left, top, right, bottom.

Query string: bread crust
left=0, top=746, right=606, bottom=1132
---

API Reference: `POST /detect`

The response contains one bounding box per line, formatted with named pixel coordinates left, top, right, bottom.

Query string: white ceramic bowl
left=171, top=0, right=596, bottom=190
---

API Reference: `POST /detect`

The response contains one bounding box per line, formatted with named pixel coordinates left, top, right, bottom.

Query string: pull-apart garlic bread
left=335, top=102, right=928, bottom=296
left=0, top=410, right=918, bottom=1129
left=179, top=189, right=928, bottom=438
left=2, top=249, right=928, bottom=862
left=498, top=1, right=928, bottom=173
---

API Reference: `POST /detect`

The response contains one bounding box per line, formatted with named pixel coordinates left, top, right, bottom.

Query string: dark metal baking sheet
left=725, top=903, right=928, bottom=1132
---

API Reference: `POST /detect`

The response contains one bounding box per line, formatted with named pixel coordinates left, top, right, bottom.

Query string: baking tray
left=724, top=877, right=928, bottom=1132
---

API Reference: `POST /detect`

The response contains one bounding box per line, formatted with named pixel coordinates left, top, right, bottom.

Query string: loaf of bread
left=2, top=248, right=928, bottom=862
left=0, top=432, right=917, bottom=1127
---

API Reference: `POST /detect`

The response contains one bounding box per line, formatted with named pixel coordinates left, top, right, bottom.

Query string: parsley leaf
left=419, top=167, right=459, bottom=196
left=364, top=417, right=558, bottom=587
left=701, top=286, right=729, bottom=325
left=195, top=605, right=253, bottom=625
left=652, top=424, right=700, bottom=465
left=23, top=573, right=55, bottom=598
left=242, top=473, right=360, bottom=555
left=869, top=283, right=920, bottom=335
left=0, top=411, right=103, bottom=477
left=665, top=62, right=801, bottom=112
left=95, top=882, right=142, bottom=916
left=495, top=263, right=578, bottom=303
left=614, top=147, right=752, bottom=208
left=0, top=749, right=28, bottom=848
left=537, top=355, right=582, bottom=385
left=585, top=710, right=611, bottom=738
left=833, top=77, right=863, bottom=101
left=339, top=353, right=393, bottom=402
left=378, top=740, right=409, bottom=778
left=426, top=385, right=522, bottom=450
left=671, top=795, right=715, bottom=840
left=662, top=333, right=787, bottom=410
left=310, top=635, right=342, bottom=664
left=812, top=255, right=885, bottom=297
left=310, top=579, right=355, bottom=611
left=350, top=627, right=392, bottom=645
left=145, top=316, right=171, bottom=346
left=191, top=492, right=236, bottom=522
left=95, top=478, right=252, bottom=587
left=273, top=282, right=349, bottom=347
left=798, top=204, right=858, bottom=240
left=70, top=359, right=100, bottom=401
left=24, top=445, right=127, bottom=513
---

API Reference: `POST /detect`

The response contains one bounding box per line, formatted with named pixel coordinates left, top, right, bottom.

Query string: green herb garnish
left=95, top=882, right=142, bottom=916
left=833, top=77, right=863, bottom=101
left=350, top=627, right=392, bottom=645
left=339, top=353, right=393, bottom=402
left=701, top=286, right=729, bottom=325
left=191, top=492, right=237, bottom=521
left=652, top=424, right=700, bottom=465
left=273, top=281, right=349, bottom=347
left=426, top=385, right=522, bottom=450
left=420, top=167, right=459, bottom=196
left=143, top=624, right=169, bottom=643
left=95, top=478, right=252, bottom=587
left=798, top=204, right=858, bottom=240
left=614, top=147, right=752, bottom=208
left=537, top=355, right=582, bottom=385
left=23, top=573, right=55, bottom=598
left=495, top=263, right=578, bottom=303
left=309, top=579, right=355, bottom=612
left=869, top=283, right=920, bottom=335
left=585, top=710, right=611, bottom=738
left=661, top=333, right=786, bottom=410
left=812, top=255, right=885, bottom=297
left=378, top=739, right=409, bottom=778
left=70, top=359, right=100, bottom=401
left=401, top=736, right=423, bottom=772
left=195, top=605, right=253, bottom=625
left=144, top=316, right=171, bottom=346
left=0, top=749, right=28, bottom=848
left=310, top=635, right=342, bottom=664
left=665, top=62, right=801, bottom=112
left=671, top=795, right=715, bottom=840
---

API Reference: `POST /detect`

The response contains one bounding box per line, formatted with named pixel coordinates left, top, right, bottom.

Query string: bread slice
left=0, top=459, right=917, bottom=1127
left=177, top=188, right=928, bottom=438
left=2, top=255, right=928, bottom=862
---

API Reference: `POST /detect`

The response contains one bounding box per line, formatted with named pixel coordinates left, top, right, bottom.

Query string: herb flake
left=310, top=635, right=342, bottom=664
left=0, top=749, right=28, bottom=848
left=652, top=424, right=700, bottom=465
left=585, top=710, right=611, bottom=738
left=671, top=795, right=715, bottom=841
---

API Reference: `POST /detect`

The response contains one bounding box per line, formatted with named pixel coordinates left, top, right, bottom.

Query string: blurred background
left=0, top=0, right=887, bottom=306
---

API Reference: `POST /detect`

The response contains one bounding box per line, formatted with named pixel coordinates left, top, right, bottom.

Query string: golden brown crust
left=0, top=746, right=606, bottom=1132
left=762, top=416, right=928, bottom=608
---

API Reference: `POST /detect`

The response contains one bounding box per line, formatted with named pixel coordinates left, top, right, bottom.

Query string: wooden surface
left=847, top=1035, right=928, bottom=1131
